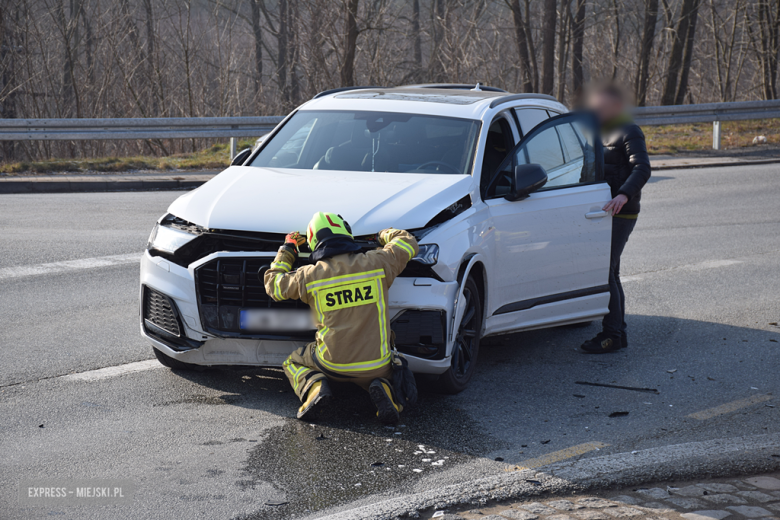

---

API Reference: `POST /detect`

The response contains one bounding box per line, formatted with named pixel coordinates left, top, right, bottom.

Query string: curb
left=0, top=174, right=214, bottom=194
left=315, top=433, right=780, bottom=520
left=651, top=157, right=780, bottom=171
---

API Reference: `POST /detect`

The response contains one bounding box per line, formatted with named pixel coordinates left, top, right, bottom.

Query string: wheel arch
left=456, top=253, right=488, bottom=335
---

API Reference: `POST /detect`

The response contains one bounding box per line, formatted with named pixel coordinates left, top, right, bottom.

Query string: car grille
left=195, top=257, right=310, bottom=336
left=143, top=287, right=181, bottom=337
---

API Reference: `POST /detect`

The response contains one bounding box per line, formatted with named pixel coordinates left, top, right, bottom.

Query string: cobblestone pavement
left=424, top=474, right=780, bottom=520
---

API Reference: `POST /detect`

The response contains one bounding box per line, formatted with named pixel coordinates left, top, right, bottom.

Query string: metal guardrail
left=632, top=100, right=780, bottom=149
left=0, top=116, right=285, bottom=159
left=0, top=100, right=778, bottom=153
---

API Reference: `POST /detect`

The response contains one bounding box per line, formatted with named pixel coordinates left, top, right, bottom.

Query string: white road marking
left=0, top=253, right=141, bottom=281
left=61, top=360, right=162, bottom=382
left=679, top=259, right=743, bottom=271
left=622, top=259, right=743, bottom=283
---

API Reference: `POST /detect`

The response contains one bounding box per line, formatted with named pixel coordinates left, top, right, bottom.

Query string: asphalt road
left=2, top=164, right=780, bottom=519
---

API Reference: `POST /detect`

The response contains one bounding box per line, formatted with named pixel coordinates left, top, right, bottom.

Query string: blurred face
left=587, top=91, right=624, bottom=124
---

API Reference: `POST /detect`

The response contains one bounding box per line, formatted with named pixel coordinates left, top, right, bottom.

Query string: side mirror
left=231, top=148, right=252, bottom=166
left=505, top=164, right=548, bottom=201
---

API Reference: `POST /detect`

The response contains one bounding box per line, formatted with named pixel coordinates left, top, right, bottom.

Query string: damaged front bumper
left=140, top=251, right=458, bottom=374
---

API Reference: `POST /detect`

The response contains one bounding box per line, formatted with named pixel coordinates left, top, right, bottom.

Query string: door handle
left=585, top=210, right=609, bottom=219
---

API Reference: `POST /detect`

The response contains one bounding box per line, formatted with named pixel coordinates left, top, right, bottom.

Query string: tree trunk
left=540, top=0, right=557, bottom=95
left=674, top=0, right=700, bottom=104
left=556, top=1, right=571, bottom=100
left=508, top=0, right=533, bottom=92
left=250, top=0, right=262, bottom=101
left=0, top=4, right=18, bottom=160
left=412, top=0, right=423, bottom=81
left=278, top=0, right=289, bottom=101
left=610, top=0, right=620, bottom=80
left=571, top=0, right=586, bottom=98
left=660, top=0, right=698, bottom=105
left=635, top=0, right=659, bottom=106
left=340, top=0, right=359, bottom=87
left=430, top=0, right=447, bottom=82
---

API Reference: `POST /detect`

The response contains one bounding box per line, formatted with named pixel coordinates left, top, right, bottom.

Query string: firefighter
left=263, top=212, right=419, bottom=424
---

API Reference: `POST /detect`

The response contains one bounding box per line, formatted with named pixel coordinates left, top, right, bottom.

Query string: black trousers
left=602, top=217, right=637, bottom=337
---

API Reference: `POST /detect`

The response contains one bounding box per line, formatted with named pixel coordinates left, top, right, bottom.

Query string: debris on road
left=574, top=394, right=586, bottom=398
left=668, top=369, right=678, bottom=373
left=315, top=433, right=328, bottom=441
left=265, top=501, right=288, bottom=507
left=609, top=411, right=630, bottom=418
left=371, top=462, right=384, bottom=467
left=541, top=440, right=551, bottom=444
left=576, top=381, right=660, bottom=394
left=495, top=457, right=504, bottom=461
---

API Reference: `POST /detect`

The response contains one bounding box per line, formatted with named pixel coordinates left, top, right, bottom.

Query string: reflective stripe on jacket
left=263, top=229, right=419, bottom=375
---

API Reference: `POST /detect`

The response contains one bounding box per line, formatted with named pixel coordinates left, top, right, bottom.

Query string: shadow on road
left=157, top=314, right=780, bottom=518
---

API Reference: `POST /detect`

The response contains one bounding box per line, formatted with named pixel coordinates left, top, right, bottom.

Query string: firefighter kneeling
left=263, top=212, right=419, bottom=424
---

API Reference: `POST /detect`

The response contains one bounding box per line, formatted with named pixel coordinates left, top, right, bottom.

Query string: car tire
left=438, top=276, right=482, bottom=394
left=153, top=347, right=205, bottom=371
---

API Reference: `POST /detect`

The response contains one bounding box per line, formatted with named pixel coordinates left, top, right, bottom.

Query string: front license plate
left=239, top=309, right=314, bottom=332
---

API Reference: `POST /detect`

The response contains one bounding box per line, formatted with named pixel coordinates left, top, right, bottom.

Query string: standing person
left=581, top=84, right=651, bottom=353
left=264, top=212, right=419, bottom=423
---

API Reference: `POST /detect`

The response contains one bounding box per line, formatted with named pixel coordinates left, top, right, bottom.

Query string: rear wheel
left=439, top=276, right=482, bottom=394
left=153, top=347, right=205, bottom=371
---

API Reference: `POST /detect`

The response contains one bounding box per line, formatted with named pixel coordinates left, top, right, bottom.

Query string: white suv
left=141, top=84, right=612, bottom=393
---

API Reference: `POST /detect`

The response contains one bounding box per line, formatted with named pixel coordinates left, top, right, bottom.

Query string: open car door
left=482, top=111, right=613, bottom=335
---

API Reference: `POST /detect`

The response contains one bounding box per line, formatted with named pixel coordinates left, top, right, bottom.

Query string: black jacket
left=602, top=122, right=651, bottom=215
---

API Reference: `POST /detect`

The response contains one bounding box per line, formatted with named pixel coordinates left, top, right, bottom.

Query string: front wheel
left=153, top=347, right=205, bottom=371
left=438, top=276, right=482, bottom=394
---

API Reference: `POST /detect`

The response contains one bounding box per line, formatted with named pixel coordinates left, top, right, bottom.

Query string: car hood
left=168, top=166, right=474, bottom=235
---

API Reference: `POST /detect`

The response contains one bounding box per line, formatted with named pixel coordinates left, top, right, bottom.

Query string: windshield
left=250, top=110, right=480, bottom=175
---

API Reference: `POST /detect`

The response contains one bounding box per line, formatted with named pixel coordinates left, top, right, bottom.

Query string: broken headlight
left=147, top=219, right=199, bottom=254
left=413, top=244, right=439, bottom=265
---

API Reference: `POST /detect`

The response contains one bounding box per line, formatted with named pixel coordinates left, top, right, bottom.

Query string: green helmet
left=306, top=212, right=353, bottom=251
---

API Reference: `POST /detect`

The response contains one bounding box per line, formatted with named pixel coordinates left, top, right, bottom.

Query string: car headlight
left=147, top=223, right=198, bottom=254
left=413, top=244, right=439, bottom=265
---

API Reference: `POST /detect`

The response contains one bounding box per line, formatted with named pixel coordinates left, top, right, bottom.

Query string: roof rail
left=312, top=86, right=384, bottom=99
left=401, top=83, right=507, bottom=93
left=489, top=93, right=558, bottom=109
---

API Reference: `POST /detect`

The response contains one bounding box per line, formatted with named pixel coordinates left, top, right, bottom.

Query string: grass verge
left=0, top=139, right=256, bottom=175
left=644, top=118, right=780, bottom=154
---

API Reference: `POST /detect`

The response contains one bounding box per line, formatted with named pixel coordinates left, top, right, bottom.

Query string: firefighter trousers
left=282, top=342, right=394, bottom=401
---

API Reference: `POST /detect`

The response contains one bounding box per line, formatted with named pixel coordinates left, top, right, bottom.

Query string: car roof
left=298, top=86, right=563, bottom=120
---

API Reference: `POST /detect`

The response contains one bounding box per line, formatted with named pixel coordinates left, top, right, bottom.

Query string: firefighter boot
left=297, top=379, right=332, bottom=420
left=369, top=379, right=402, bottom=424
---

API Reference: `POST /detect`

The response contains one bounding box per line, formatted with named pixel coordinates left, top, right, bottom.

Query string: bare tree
left=540, top=0, right=557, bottom=95
left=635, top=0, right=659, bottom=106
left=340, top=0, right=360, bottom=86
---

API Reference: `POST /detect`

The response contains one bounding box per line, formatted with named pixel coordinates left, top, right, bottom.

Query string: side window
left=556, top=123, right=585, bottom=162
left=514, top=108, right=549, bottom=135
left=479, top=117, right=513, bottom=193
left=484, top=113, right=601, bottom=198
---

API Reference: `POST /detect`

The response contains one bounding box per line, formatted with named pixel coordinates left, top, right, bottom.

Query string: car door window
left=479, top=117, right=513, bottom=194
left=484, top=112, right=602, bottom=198
left=515, top=108, right=549, bottom=135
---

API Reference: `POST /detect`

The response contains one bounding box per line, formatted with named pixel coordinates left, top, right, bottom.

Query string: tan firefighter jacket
left=263, top=229, right=418, bottom=375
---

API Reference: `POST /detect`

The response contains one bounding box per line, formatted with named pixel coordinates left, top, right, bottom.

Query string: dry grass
left=643, top=119, right=780, bottom=154
left=0, top=139, right=256, bottom=175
